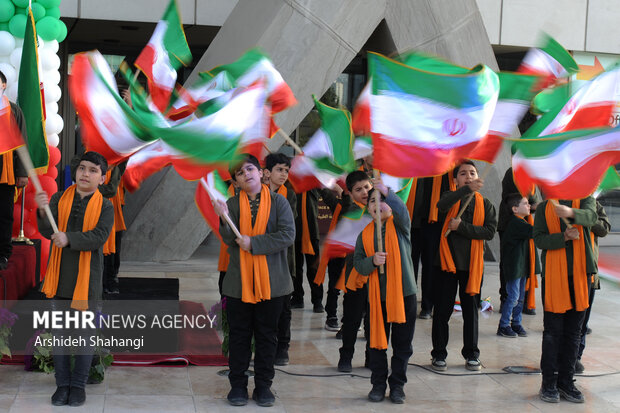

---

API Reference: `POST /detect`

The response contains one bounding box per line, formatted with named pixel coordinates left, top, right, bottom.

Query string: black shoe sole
left=558, top=388, right=585, bottom=403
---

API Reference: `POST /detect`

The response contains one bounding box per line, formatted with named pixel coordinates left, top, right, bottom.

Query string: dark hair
left=229, top=153, right=261, bottom=181
left=264, top=153, right=291, bottom=171
left=345, top=170, right=370, bottom=191
left=506, top=192, right=525, bottom=212
left=0, top=71, right=5, bottom=84
left=453, top=160, right=477, bottom=178
left=367, top=188, right=386, bottom=203
left=80, top=151, right=108, bottom=175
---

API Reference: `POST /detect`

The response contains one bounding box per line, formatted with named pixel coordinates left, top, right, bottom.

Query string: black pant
left=431, top=268, right=479, bottom=360
left=368, top=294, right=416, bottom=389
left=339, top=285, right=369, bottom=362
left=0, top=184, right=15, bottom=259
left=103, top=230, right=123, bottom=290
left=226, top=296, right=284, bottom=390
left=292, top=242, right=322, bottom=305
left=498, top=232, right=507, bottom=305
left=411, top=222, right=442, bottom=313
left=325, top=258, right=344, bottom=319
left=541, top=309, right=586, bottom=385
left=276, top=294, right=292, bottom=355
left=578, top=287, right=596, bottom=359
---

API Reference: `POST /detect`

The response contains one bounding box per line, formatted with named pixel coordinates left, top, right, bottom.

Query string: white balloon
left=14, top=38, right=23, bottom=48
left=0, top=56, right=10, bottom=64
left=5, top=83, right=17, bottom=102
left=0, top=63, right=16, bottom=84
left=37, top=36, right=44, bottom=49
left=45, top=101, right=58, bottom=115
left=45, top=113, right=64, bottom=135
left=44, top=40, right=59, bottom=53
left=40, top=50, right=60, bottom=72
left=0, top=32, right=15, bottom=56
left=47, top=133, right=59, bottom=147
left=44, top=83, right=62, bottom=103
left=9, top=47, right=22, bottom=68
left=42, top=69, right=61, bottom=85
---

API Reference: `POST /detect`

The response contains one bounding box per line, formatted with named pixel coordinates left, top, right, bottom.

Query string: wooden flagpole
left=199, top=178, right=242, bottom=238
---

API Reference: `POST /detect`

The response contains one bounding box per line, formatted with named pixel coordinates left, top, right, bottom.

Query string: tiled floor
left=2, top=234, right=620, bottom=412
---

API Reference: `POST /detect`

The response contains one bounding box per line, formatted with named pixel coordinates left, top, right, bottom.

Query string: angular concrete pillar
left=123, top=0, right=505, bottom=261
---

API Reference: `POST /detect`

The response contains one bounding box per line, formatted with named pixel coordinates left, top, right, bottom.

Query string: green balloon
left=35, top=15, right=58, bottom=41
left=8, top=13, right=25, bottom=37
left=10, top=0, right=29, bottom=8
left=31, top=3, right=45, bottom=21
left=44, top=6, right=59, bottom=19
left=15, top=6, right=24, bottom=14
left=36, top=0, right=61, bottom=8
left=0, top=0, right=15, bottom=23
left=0, top=22, right=9, bottom=31
left=56, top=18, right=66, bottom=42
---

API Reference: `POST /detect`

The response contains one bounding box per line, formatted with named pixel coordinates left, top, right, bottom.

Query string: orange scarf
left=217, top=184, right=236, bottom=272
left=429, top=173, right=456, bottom=223
left=0, top=152, right=14, bottom=185
left=362, top=216, right=406, bottom=350
left=300, top=192, right=316, bottom=255
left=239, top=184, right=272, bottom=303
left=405, top=178, right=418, bottom=218
left=314, top=203, right=343, bottom=285
left=523, top=214, right=538, bottom=310
left=41, top=185, right=103, bottom=310
left=276, top=184, right=287, bottom=199
left=543, top=200, right=589, bottom=313
left=439, top=192, right=485, bottom=295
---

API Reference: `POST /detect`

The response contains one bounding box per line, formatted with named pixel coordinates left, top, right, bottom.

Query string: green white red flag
left=0, top=96, right=24, bottom=154
left=512, top=126, right=620, bottom=199
left=518, top=33, right=579, bottom=89
left=208, top=48, right=296, bottom=114
left=368, top=52, right=499, bottom=177
left=134, top=0, right=192, bottom=112
left=195, top=170, right=231, bottom=240
left=166, top=71, right=234, bottom=121
left=288, top=97, right=355, bottom=192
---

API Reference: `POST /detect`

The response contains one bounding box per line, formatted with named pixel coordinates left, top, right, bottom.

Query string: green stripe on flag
left=399, top=51, right=471, bottom=75
left=539, top=33, right=579, bottom=75
left=513, top=127, right=611, bottom=157
left=497, top=71, right=541, bottom=101
left=313, top=96, right=355, bottom=170
left=208, top=48, right=266, bottom=80
left=17, top=8, right=48, bottom=173
left=162, top=0, right=192, bottom=67
left=368, top=52, right=499, bottom=109
left=598, top=166, right=620, bottom=192
left=213, top=170, right=229, bottom=197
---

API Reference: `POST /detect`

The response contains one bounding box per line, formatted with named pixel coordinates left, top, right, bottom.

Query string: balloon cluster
left=0, top=0, right=64, bottom=146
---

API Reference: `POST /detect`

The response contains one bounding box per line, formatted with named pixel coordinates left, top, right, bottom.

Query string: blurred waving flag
left=134, top=0, right=192, bottom=112
left=195, top=170, right=233, bottom=240
left=288, top=97, right=355, bottom=192
left=368, top=52, right=499, bottom=177
left=517, top=33, right=579, bottom=89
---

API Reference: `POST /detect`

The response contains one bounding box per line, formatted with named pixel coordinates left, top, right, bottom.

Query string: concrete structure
left=119, top=0, right=504, bottom=261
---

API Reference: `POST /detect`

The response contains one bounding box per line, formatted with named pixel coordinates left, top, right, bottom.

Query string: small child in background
left=497, top=194, right=540, bottom=338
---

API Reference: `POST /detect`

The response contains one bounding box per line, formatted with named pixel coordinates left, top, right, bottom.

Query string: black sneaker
left=274, top=351, right=289, bottom=366
left=68, top=387, right=86, bottom=407
left=325, top=317, right=340, bottom=331
left=252, top=387, right=275, bottom=407
left=389, top=386, right=405, bottom=404
left=558, top=381, right=585, bottom=403
left=227, top=387, right=249, bottom=406
left=335, top=328, right=342, bottom=340
left=522, top=307, right=536, bottom=315
left=586, top=327, right=592, bottom=335
left=539, top=384, right=560, bottom=403
left=431, top=358, right=447, bottom=372
left=51, top=386, right=70, bottom=406
left=575, top=359, right=585, bottom=374
left=0, top=256, right=8, bottom=271
left=497, top=325, right=517, bottom=338
left=511, top=324, right=528, bottom=337
left=337, top=358, right=352, bottom=373
left=313, top=303, right=324, bottom=313
left=290, top=300, right=304, bottom=309
left=465, top=358, right=481, bottom=371
left=367, top=385, right=385, bottom=402
left=418, top=310, right=432, bottom=319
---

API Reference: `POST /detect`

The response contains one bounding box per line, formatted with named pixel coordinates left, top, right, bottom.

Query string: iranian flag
left=17, top=8, right=48, bottom=172
left=195, top=170, right=231, bottom=240
left=512, top=127, right=620, bottom=199
left=134, top=0, right=192, bottom=112
left=518, top=34, right=579, bottom=88
left=597, top=166, right=620, bottom=193
left=69, top=51, right=155, bottom=164
left=208, top=48, right=296, bottom=114
left=288, top=97, right=355, bottom=192
left=321, top=207, right=373, bottom=260
left=368, top=52, right=499, bottom=177
left=352, top=81, right=371, bottom=136
left=166, top=71, right=234, bottom=121
left=468, top=71, right=542, bottom=162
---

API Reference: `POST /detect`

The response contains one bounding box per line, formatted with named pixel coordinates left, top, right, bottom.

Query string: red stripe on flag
left=195, top=179, right=222, bottom=241
left=468, top=133, right=504, bottom=163
left=269, top=82, right=297, bottom=114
